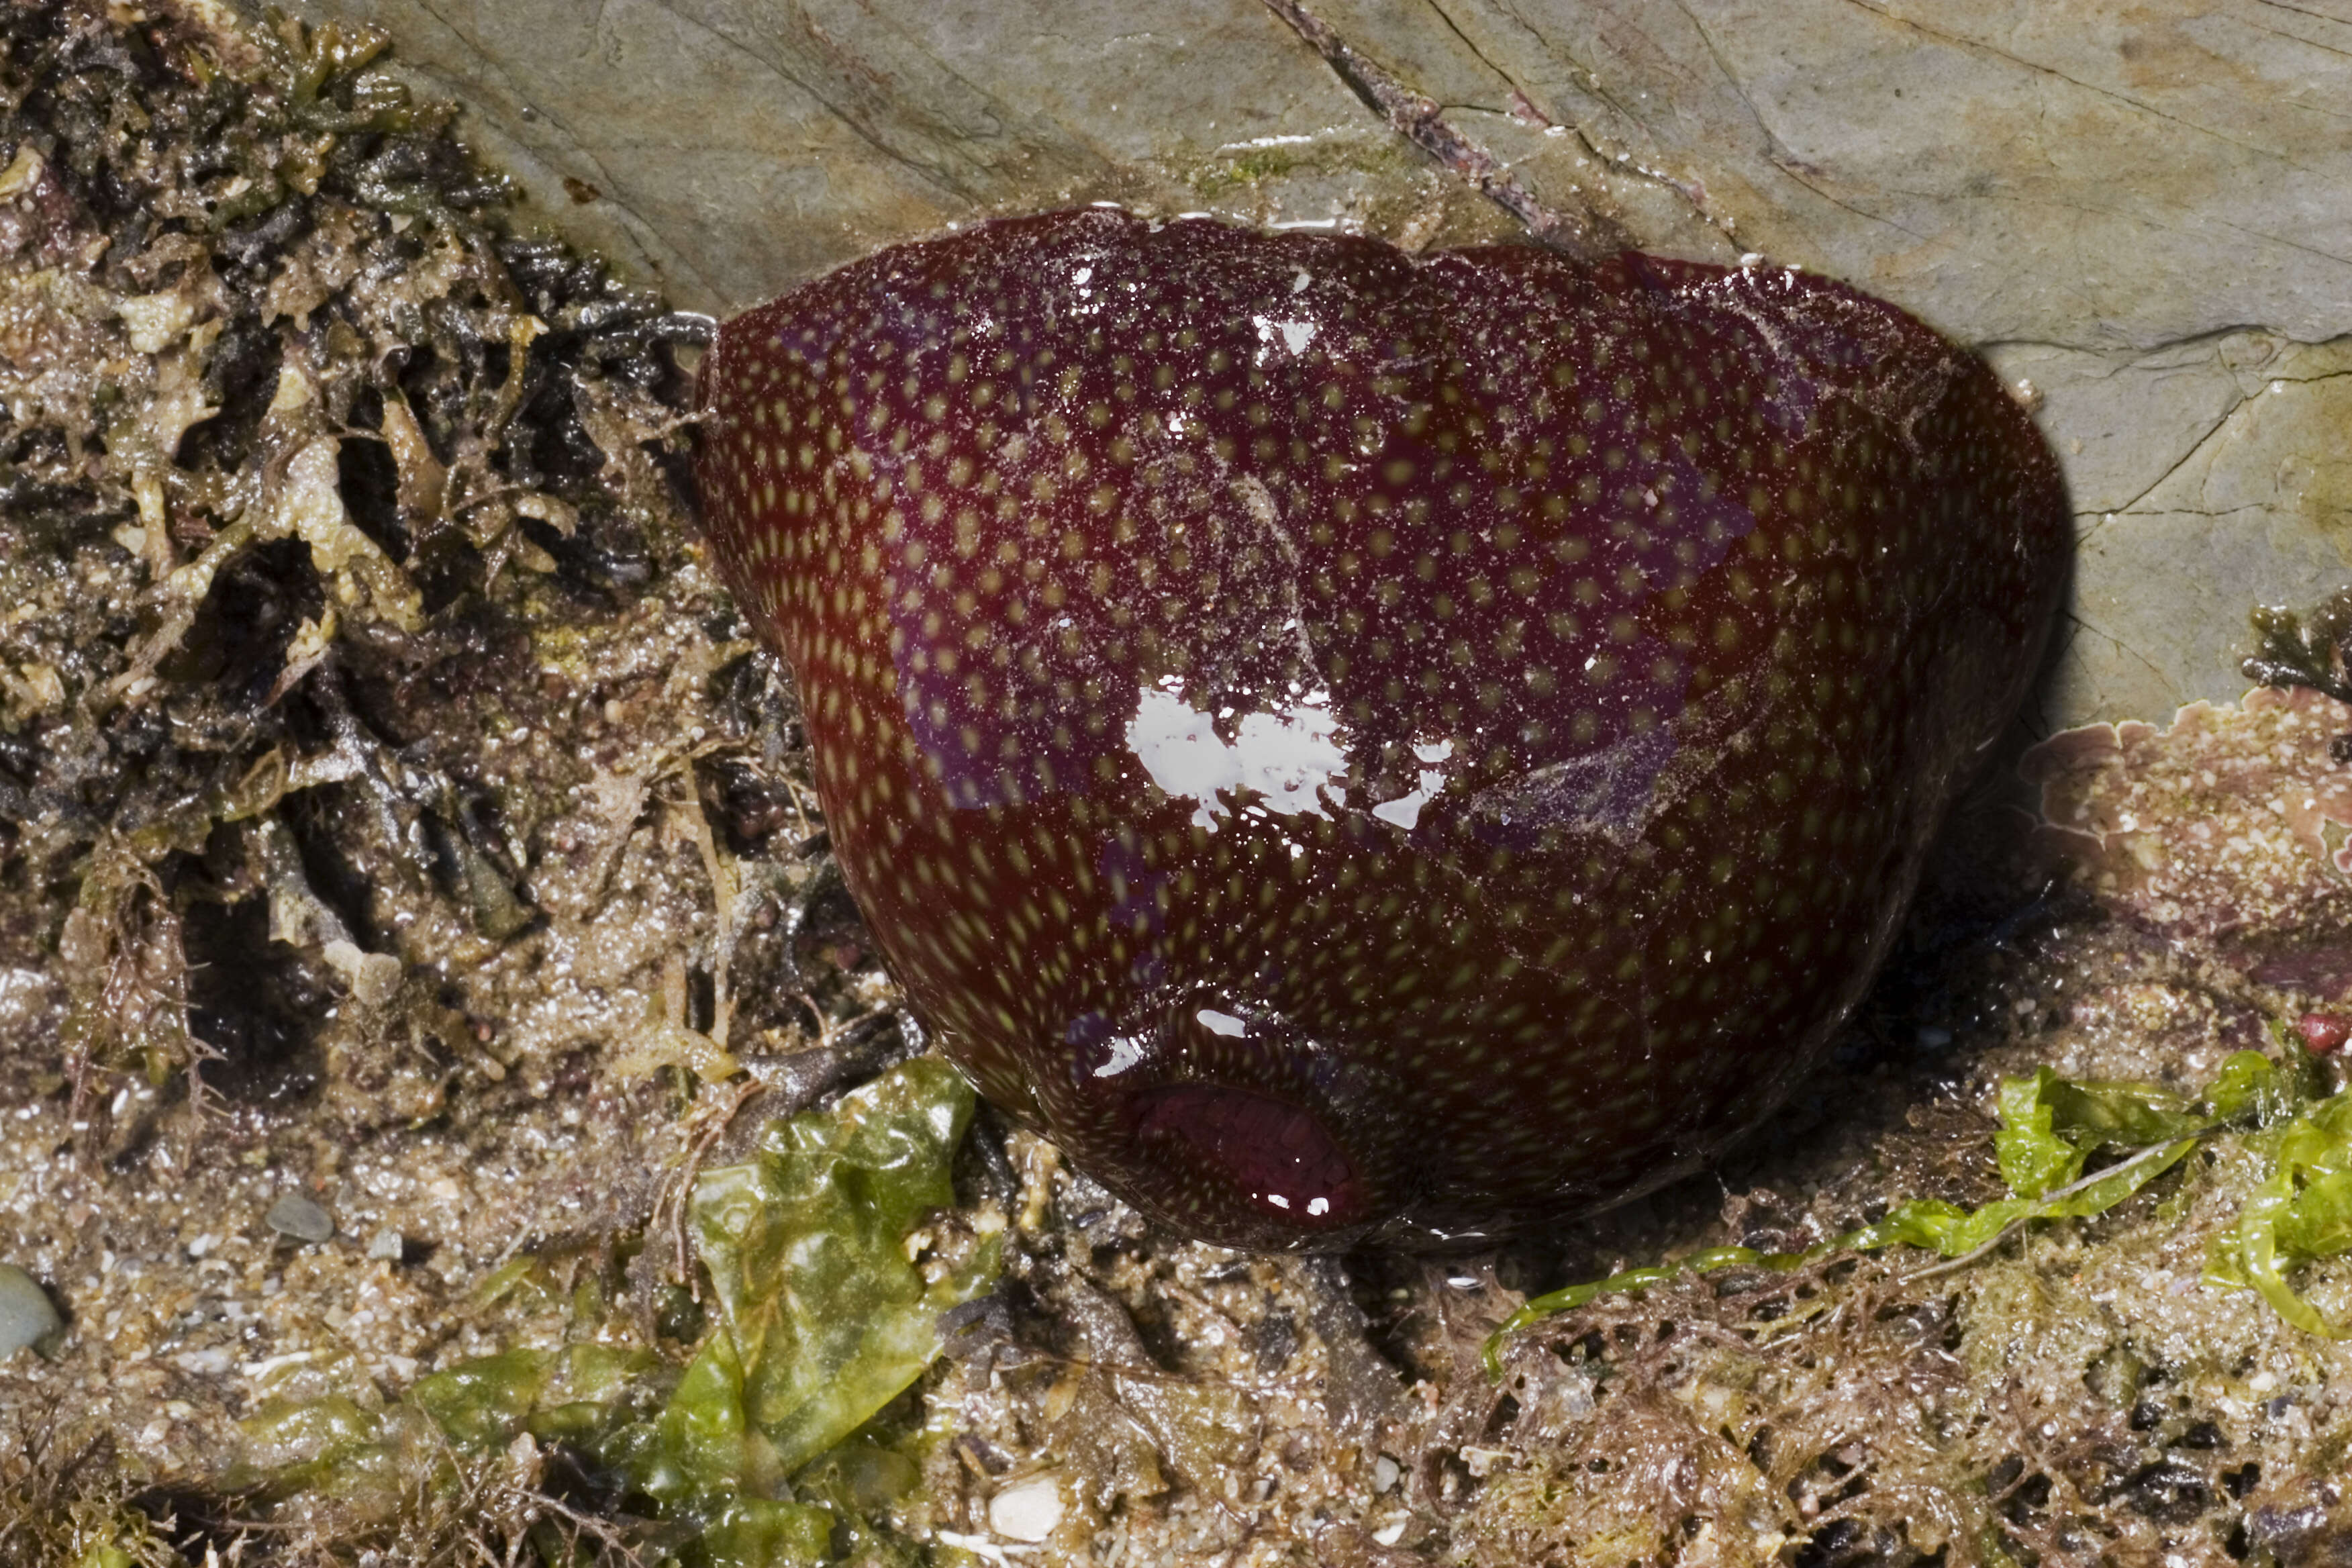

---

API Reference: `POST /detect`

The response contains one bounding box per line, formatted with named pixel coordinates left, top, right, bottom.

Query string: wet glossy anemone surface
left=696, top=208, right=2069, bottom=1251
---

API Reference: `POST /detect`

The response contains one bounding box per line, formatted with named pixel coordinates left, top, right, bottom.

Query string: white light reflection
left=1370, top=738, right=1453, bottom=830
left=1090, top=1034, right=1148, bottom=1079
left=1126, top=682, right=1347, bottom=830
left=1253, top=315, right=1318, bottom=359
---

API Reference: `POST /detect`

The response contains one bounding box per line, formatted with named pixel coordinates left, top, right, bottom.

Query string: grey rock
left=240, top=0, right=2352, bottom=730
left=366, top=1226, right=405, bottom=1261
left=266, top=1192, right=336, bottom=1244
left=0, top=1263, right=62, bottom=1357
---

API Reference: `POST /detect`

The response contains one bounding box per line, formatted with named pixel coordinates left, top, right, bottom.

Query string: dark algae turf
left=12, top=5, right=2352, bottom=1567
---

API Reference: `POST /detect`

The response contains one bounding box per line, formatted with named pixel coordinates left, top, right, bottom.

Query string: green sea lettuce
left=1487, top=1042, right=2339, bottom=1374
left=679, top=1055, right=995, bottom=1479
left=233, top=1059, right=995, bottom=1564
left=2206, top=1036, right=2352, bottom=1336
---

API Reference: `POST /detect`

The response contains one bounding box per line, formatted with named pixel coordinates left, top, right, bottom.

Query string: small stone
left=0, top=1263, right=63, bottom=1357
left=0, top=144, right=46, bottom=199
left=1372, top=1453, right=1402, bottom=1494
left=322, top=939, right=404, bottom=1008
left=266, top=1191, right=336, bottom=1244
left=366, top=1227, right=405, bottom=1261
left=115, top=289, right=195, bottom=353
left=987, top=1472, right=1064, bottom=1542
left=2299, top=1013, right=2352, bottom=1055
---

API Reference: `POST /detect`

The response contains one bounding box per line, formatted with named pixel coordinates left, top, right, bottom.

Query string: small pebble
left=266, top=1192, right=336, bottom=1244
left=322, top=939, right=403, bottom=1008
left=987, top=1472, right=1064, bottom=1542
left=366, top=1227, right=405, bottom=1262
left=0, top=1263, right=63, bottom=1357
left=2299, top=1013, right=2351, bottom=1055
left=1372, top=1453, right=1402, bottom=1494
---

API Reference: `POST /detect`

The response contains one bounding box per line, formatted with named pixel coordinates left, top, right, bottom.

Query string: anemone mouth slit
left=1129, top=1081, right=1370, bottom=1232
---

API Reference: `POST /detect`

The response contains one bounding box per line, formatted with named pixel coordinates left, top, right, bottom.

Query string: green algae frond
left=1489, top=1036, right=2341, bottom=1375
left=231, top=1059, right=996, bottom=1564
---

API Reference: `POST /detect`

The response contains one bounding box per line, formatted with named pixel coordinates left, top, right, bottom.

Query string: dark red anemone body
left=696, top=207, right=2068, bottom=1250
